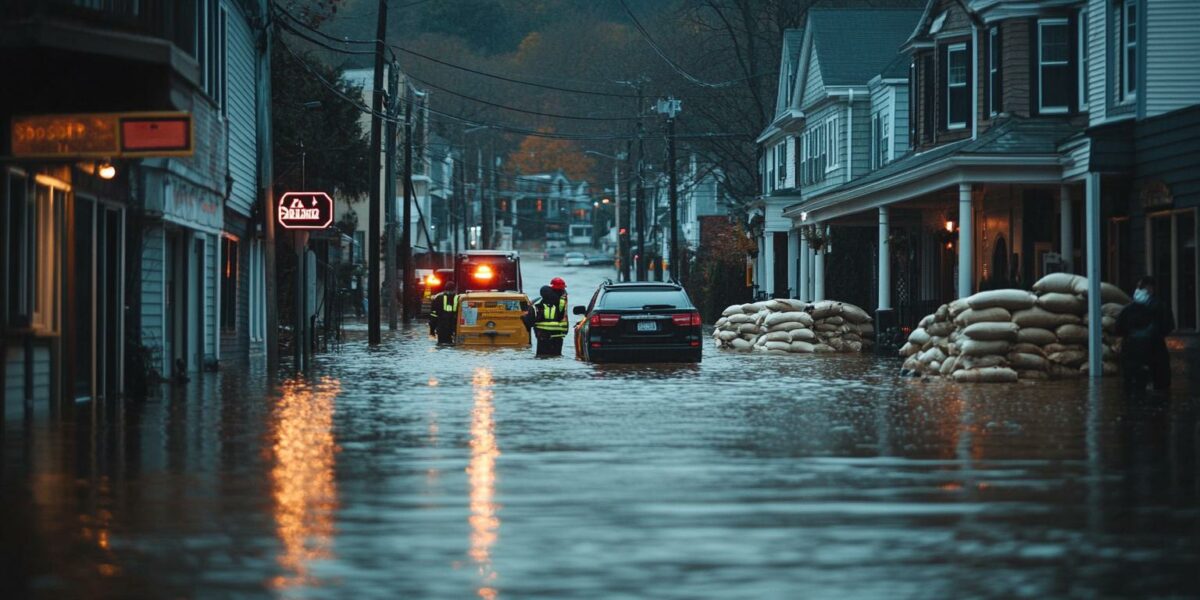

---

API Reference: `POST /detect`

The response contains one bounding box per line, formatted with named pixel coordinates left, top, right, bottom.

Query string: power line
left=403, top=73, right=648, bottom=122
left=616, top=0, right=763, bottom=90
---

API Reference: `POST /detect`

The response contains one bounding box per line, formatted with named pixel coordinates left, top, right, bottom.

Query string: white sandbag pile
left=712, top=299, right=874, bottom=354
left=899, top=274, right=1130, bottom=382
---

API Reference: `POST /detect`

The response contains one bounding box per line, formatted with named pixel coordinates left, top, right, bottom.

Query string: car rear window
left=598, top=288, right=691, bottom=309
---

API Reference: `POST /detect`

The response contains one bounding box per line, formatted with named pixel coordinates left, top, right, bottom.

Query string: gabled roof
left=808, top=8, right=923, bottom=86
left=773, top=29, right=807, bottom=117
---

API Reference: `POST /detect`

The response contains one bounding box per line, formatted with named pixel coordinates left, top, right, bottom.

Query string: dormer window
left=945, top=43, right=969, bottom=130
left=1119, top=0, right=1138, bottom=102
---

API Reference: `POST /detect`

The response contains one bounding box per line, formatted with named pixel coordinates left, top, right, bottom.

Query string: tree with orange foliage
left=507, top=131, right=597, bottom=181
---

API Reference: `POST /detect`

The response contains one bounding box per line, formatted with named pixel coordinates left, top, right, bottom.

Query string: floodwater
left=3, top=261, right=1199, bottom=599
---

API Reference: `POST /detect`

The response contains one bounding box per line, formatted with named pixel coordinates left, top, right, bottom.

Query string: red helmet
left=550, top=277, right=567, bottom=290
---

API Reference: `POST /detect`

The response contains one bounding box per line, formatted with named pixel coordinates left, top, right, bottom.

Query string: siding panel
left=1144, top=0, right=1200, bottom=117
left=1002, top=19, right=1031, bottom=117
left=1087, top=0, right=1107, bottom=123
left=225, top=3, right=258, bottom=217
left=800, top=44, right=826, bottom=110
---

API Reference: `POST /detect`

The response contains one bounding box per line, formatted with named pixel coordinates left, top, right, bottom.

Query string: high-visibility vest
left=430, top=293, right=458, bottom=318
left=534, top=298, right=569, bottom=336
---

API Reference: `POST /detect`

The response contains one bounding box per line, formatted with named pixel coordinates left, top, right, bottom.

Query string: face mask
left=1134, top=288, right=1151, bottom=304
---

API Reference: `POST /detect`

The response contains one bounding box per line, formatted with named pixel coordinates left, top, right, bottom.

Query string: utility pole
left=401, top=84, right=415, bottom=323
left=256, top=0, right=279, bottom=373
left=482, top=149, right=495, bottom=249
left=385, top=62, right=399, bottom=330
left=460, top=155, right=470, bottom=253
left=621, top=140, right=633, bottom=282
left=656, top=97, right=681, bottom=282
left=366, top=0, right=387, bottom=345
left=635, top=84, right=647, bottom=281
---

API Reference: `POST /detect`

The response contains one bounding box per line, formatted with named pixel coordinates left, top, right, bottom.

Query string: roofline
left=782, top=153, right=1064, bottom=221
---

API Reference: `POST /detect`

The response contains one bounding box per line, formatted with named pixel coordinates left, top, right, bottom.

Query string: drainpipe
left=846, top=90, right=853, bottom=179
left=971, top=22, right=979, bottom=140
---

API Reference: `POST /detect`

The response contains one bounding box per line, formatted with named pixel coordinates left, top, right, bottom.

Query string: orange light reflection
left=270, top=377, right=341, bottom=590
left=469, top=368, right=501, bottom=599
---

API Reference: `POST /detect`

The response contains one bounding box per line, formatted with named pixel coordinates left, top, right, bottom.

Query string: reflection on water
left=469, top=368, right=501, bottom=600
left=270, top=377, right=342, bottom=590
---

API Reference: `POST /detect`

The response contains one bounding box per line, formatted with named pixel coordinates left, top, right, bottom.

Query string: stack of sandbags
left=712, top=301, right=770, bottom=352
left=712, top=299, right=873, bottom=355
left=899, top=274, right=1130, bottom=382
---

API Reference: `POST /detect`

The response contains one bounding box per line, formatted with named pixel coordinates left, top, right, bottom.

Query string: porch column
left=763, top=232, right=776, bottom=298
left=755, top=235, right=765, bottom=291
left=1085, top=172, right=1102, bottom=377
left=958, top=183, right=974, bottom=299
left=1060, top=185, right=1074, bottom=273
left=787, top=229, right=800, bottom=298
left=813, top=236, right=826, bottom=301
left=799, top=235, right=810, bottom=301
left=878, top=206, right=891, bottom=310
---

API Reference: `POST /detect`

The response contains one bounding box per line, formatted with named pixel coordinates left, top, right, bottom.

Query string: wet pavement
left=3, top=260, right=1199, bottom=599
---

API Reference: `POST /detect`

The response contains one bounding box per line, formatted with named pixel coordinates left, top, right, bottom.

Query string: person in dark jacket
left=428, top=280, right=460, bottom=345
left=1115, top=276, right=1175, bottom=393
left=531, top=279, right=569, bottom=356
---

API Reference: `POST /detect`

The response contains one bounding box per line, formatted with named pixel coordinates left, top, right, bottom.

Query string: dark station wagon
left=572, top=281, right=703, bottom=363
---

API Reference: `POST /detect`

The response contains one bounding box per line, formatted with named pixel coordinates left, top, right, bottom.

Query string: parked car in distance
left=572, top=281, right=702, bottom=363
left=542, top=247, right=566, bottom=261
left=583, top=254, right=614, bottom=267
left=562, top=251, right=587, bottom=266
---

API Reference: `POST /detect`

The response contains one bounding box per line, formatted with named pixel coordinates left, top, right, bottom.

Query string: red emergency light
left=472, top=264, right=495, bottom=281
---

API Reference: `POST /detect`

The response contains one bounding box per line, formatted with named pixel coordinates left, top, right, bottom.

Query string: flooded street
left=3, top=261, right=1198, bottom=599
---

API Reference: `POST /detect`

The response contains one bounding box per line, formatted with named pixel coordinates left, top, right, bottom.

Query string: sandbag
left=919, top=347, right=947, bottom=365
left=715, top=330, right=739, bottom=342
left=790, top=328, right=817, bottom=342
left=927, top=321, right=955, bottom=337
left=765, top=300, right=792, bottom=312
left=1037, top=292, right=1085, bottom=315
left=822, top=315, right=845, bottom=326
left=846, top=341, right=863, bottom=353
left=959, top=339, right=1011, bottom=357
left=962, top=321, right=1019, bottom=342
left=1055, top=324, right=1089, bottom=345
left=1048, top=350, right=1087, bottom=367
left=1048, top=364, right=1082, bottom=378
left=902, top=356, right=920, bottom=372
left=899, top=342, right=919, bottom=357
left=726, top=313, right=754, bottom=325
left=1044, top=343, right=1084, bottom=355
left=940, top=356, right=958, bottom=376
left=809, top=300, right=843, bottom=319
left=826, top=338, right=846, bottom=352
left=753, top=310, right=770, bottom=326
left=857, top=323, right=876, bottom=336
left=1099, top=282, right=1131, bottom=305
left=948, top=298, right=970, bottom=317
left=815, top=323, right=840, bottom=333
left=813, top=343, right=836, bottom=353
left=736, top=323, right=760, bottom=334
left=761, top=331, right=791, bottom=343
left=918, top=314, right=934, bottom=329
left=1012, top=307, right=1080, bottom=329
left=1018, top=370, right=1049, bottom=380
left=1007, top=352, right=1049, bottom=371
left=967, top=289, right=1037, bottom=311
left=765, top=311, right=814, bottom=328
left=1016, top=327, right=1057, bottom=346
left=1011, top=343, right=1046, bottom=357
left=1101, top=303, right=1125, bottom=318
left=730, top=337, right=753, bottom=351
left=779, top=298, right=810, bottom=311
left=1034, top=272, right=1085, bottom=295
left=764, top=340, right=792, bottom=352
left=840, top=304, right=872, bottom=324
left=935, top=304, right=951, bottom=321
left=768, top=321, right=807, bottom=333
left=908, top=328, right=931, bottom=346
left=740, top=303, right=758, bottom=314
left=749, top=301, right=772, bottom=312
left=960, top=354, right=1008, bottom=370
left=790, top=341, right=815, bottom=353
left=954, top=307, right=1012, bottom=327
left=843, top=333, right=862, bottom=343
left=721, top=304, right=743, bottom=317
left=953, top=367, right=1018, bottom=383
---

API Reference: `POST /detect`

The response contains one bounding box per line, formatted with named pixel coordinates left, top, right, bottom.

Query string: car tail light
left=672, top=312, right=702, bottom=327
left=590, top=342, right=601, bottom=348
left=689, top=340, right=700, bottom=347
left=589, top=313, right=620, bottom=327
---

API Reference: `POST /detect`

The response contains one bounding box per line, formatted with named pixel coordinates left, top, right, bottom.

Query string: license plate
left=636, top=321, right=657, bottom=332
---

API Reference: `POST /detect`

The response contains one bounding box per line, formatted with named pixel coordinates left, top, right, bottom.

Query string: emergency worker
left=428, top=280, right=460, bottom=345
left=531, top=278, right=569, bottom=356
left=1116, top=276, right=1175, bottom=393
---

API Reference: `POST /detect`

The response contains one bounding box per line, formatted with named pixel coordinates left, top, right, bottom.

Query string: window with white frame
left=766, top=145, right=775, bottom=192
left=825, top=115, right=840, bottom=172
left=946, top=43, right=969, bottom=129
left=4, top=171, right=63, bottom=334
left=1119, top=0, right=1138, bottom=102
left=776, top=142, right=787, bottom=183
left=1078, top=11, right=1089, bottom=110
left=872, top=111, right=890, bottom=169
left=199, top=1, right=227, bottom=111
left=1038, top=18, right=1071, bottom=113
left=988, top=27, right=1001, bottom=116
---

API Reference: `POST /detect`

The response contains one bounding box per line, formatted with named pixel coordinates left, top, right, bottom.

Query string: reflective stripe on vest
left=534, top=299, right=569, bottom=333
left=442, top=294, right=459, bottom=312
